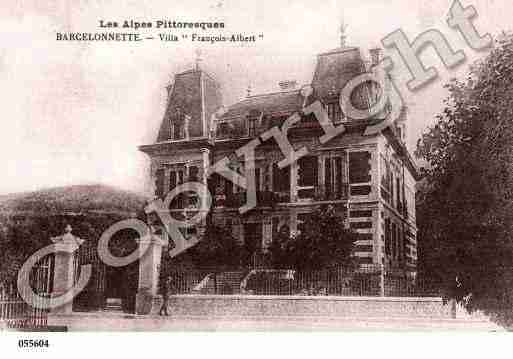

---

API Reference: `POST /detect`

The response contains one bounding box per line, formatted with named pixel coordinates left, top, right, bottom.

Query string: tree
left=166, top=222, right=244, bottom=271
left=415, top=34, right=513, bottom=326
left=269, top=205, right=358, bottom=271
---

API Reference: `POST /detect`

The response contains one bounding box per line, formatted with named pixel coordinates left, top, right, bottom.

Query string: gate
left=72, top=237, right=139, bottom=313
left=0, top=254, right=53, bottom=330
left=72, top=239, right=106, bottom=312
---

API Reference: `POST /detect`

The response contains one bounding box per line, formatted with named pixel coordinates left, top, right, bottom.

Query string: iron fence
left=0, top=254, right=53, bottom=331
left=163, top=267, right=443, bottom=298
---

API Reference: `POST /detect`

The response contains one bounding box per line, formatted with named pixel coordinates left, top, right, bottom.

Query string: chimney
left=369, top=48, right=382, bottom=66
left=278, top=80, right=298, bottom=91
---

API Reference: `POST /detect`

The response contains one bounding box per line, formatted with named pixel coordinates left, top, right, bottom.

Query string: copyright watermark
left=16, top=0, right=493, bottom=310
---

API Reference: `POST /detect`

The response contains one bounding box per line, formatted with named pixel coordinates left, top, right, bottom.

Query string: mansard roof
left=221, top=89, right=304, bottom=120
left=312, top=46, right=367, bottom=101
left=156, top=68, right=222, bottom=142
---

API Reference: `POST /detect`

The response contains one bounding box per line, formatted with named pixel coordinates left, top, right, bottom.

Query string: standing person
left=159, top=276, right=170, bottom=316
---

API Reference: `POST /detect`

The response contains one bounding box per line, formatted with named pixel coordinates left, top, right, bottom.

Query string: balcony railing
left=214, top=190, right=287, bottom=208
left=212, top=184, right=350, bottom=208
left=314, top=184, right=349, bottom=201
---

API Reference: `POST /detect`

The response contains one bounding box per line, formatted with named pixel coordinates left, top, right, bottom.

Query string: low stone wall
left=168, top=295, right=456, bottom=319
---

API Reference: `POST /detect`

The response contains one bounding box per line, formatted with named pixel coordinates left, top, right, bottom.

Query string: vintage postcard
left=1, top=0, right=512, bottom=352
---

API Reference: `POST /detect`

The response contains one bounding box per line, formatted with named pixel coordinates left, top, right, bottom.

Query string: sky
left=0, top=0, right=511, bottom=195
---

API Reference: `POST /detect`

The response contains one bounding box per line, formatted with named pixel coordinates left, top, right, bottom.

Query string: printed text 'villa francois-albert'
left=55, top=19, right=264, bottom=44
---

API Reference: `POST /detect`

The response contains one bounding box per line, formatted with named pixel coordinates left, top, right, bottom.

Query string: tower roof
left=312, top=46, right=367, bottom=101
left=156, top=67, right=222, bottom=142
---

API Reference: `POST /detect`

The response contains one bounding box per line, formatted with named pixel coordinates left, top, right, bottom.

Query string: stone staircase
left=103, top=298, right=123, bottom=312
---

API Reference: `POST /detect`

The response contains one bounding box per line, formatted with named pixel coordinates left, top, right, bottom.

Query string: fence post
left=380, top=264, right=385, bottom=297
left=135, top=233, right=166, bottom=315
left=50, top=225, right=83, bottom=315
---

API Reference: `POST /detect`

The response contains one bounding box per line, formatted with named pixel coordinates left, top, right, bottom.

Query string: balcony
left=314, top=184, right=349, bottom=201
left=212, top=184, right=351, bottom=208
left=214, top=190, right=287, bottom=208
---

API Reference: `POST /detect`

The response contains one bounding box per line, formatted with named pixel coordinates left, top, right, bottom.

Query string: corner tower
left=156, top=68, right=222, bottom=142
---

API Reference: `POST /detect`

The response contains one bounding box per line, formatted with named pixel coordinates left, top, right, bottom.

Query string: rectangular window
left=298, top=156, right=317, bottom=199
left=155, top=169, right=165, bottom=198
left=298, top=156, right=318, bottom=187
left=349, top=151, right=372, bottom=197
left=380, top=155, right=391, bottom=203
left=248, top=118, right=258, bottom=137
left=273, top=163, right=290, bottom=193
left=189, top=166, right=199, bottom=182
left=216, top=122, right=231, bottom=139
left=326, top=102, right=342, bottom=122
left=334, top=157, right=344, bottom=197
left=324, top=155, right=346, bottom=199
left=169, top=169, right=185, bottom=208
left=169, top=171, right=176, bottom=191
left=173, top=122, right=184, bottom=140
left=169, top=169, right=184, bottom=191
left=349, top=152, right=371, bottom=184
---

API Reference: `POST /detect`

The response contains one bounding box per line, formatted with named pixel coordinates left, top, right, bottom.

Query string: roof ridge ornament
left=195, top=48, right=202, bottom=71
left=340, top=20, right=348, bottom=47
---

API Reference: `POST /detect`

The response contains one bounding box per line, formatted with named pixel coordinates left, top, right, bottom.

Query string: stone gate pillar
left=50, top=225, right=84, bottom=315
left=135, top=232, right=167, bottom=315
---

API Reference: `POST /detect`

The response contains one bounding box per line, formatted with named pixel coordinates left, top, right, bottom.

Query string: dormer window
left=216, top=121, right=232, bottom=139
left=248, top=117, right=258, bottom=137
left=172, top=122, right=185, bottom=140
left=247, top=109, right=261, bottom=137
left=326, top=102, right=343, bottom=122
left=168, top=109, right=189, bottom=141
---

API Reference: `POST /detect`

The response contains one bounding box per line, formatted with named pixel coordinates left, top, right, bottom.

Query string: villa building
left=139, top=39, right=421, bottom=279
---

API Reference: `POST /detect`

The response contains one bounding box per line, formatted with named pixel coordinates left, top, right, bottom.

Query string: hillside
left=0, top=184, right=147, bottom=216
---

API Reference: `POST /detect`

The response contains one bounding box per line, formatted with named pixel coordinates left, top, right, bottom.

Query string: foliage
left=415, top=34, right=513, bottom=326
left=269, top=205, right=358, bottom=271
left=0, top=185, right=147, bottom=284
left=164, top=222, right=244, bottom=272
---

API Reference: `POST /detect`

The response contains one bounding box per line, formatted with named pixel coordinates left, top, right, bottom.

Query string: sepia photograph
left=1, top=0, right=513, bottom=356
